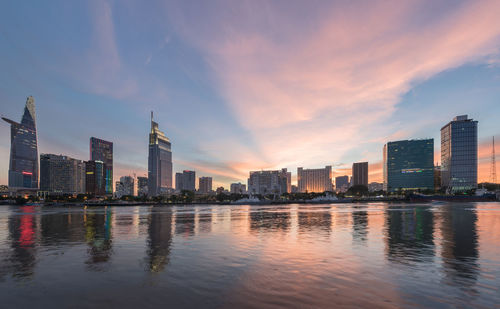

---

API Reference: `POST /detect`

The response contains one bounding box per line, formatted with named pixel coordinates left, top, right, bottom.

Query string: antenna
left=151, top=111, right=153, bottom=122
left=491, top=136, right=497, bottom=184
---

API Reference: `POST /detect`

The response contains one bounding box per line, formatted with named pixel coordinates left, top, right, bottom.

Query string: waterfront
left=0, top=203, right=499, bottom=308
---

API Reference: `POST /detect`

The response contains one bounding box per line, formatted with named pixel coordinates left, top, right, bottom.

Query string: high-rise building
left=383, top=139, right=434, bottom=192
left=148, top=112, right=173, bottom=196
left=335, top=175, right=349, bottom=192
left=230, top=182, right=247, bottom=194
left=441, top=115, right=478, bottom=192
left=2, top=96, right=38, bottom=194
left=90, top=137, right=113, bottom=195
left=198, top=177, right=212, bottom=194
left=297, top=166, right=332, bottom=192
left=248, top=168, right=289, bottom=195
left=175, top=172, right=183, bottom=192
left=115, top=176, right=135, bottom=198
left=182, top=170, right=196, bottom=192
left=137, top=176, right=148, bottom=196
left=85, top=160, right=105, bottom=196
left=40, top=154, right=85, bottom=195
left=352, top=162, right=368, bottom=187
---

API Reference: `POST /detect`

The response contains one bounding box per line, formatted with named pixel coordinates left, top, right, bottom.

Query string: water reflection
left=352, top=208, right=368, bottom=243
left=147, top=207, right=172, bottom=273
left=84, top=207, right=113, bottom=270
left=440, top=205, right=479, bottom=285
left=385, top=205, right=435, bottom=263
left=6, top=206, right=38, bottom=278
left=0, top=203, right=497, bottom=308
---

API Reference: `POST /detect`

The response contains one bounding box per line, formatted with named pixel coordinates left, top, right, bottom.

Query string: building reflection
left=385, top=205, right=434, bottom=263
left=440, top=204, right=479, bottom=285
left=352, top=208, right=368, bottom=243
left=147, top=207, right=173, bottom=273
left=41, top=209, right=85, bottom=244
left=249, top=207, right=290, bottom=233
left=297, top=207, right=331, bottom=235
left=197, top=208, right=213, bottom=234
left=5, top=206, right=39, bottom=278
left=175, top=209, right=195, bottom=237
left=84, top=207, right=113, bottom=270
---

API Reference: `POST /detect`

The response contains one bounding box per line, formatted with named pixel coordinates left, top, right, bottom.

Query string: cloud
left=163, top=0, right=500, bottom=182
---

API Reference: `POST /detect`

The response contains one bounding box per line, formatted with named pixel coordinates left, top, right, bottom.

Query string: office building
left=441, top=115, right=478, bottom=192
left=198, top=177, right=212, bottom=194
left=2, top=96, right=38, bottom=194
left=175, top=170, right=196, bottom=192
left=90, top=137, right=113, bottom=195
left=40, top=154, right=85, bottom=195
left=115, top=176, right=135, bottom=198
left=335, top=175, right=349, bottom=192
left=230, top=182, right=247, bottom=194
left=352, top=162, right=368, bottom=187
left=383, top=139, right=434, bottom=192
left=247, top=168, right=289, bottom=195
left=137, top=176, right=148, bottom=196
left=297, top=166, right=332, bottom=192
left=85, top=160, right=105, bottom=196
left=148, top=112, right=173, bottom=196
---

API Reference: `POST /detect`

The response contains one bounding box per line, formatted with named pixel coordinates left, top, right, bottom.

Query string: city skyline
left=1, top=1, right=500, bottom=189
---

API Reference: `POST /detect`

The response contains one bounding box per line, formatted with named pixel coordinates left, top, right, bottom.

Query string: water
left=0, top=203, right=499, bottom=308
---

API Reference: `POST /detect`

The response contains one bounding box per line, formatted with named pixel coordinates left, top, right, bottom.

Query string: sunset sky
left=1, top=0, right=499, bottom=188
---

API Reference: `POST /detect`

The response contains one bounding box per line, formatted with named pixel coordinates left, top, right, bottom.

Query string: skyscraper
left=383, top=139, right=434, bottom=192
left=182, top=170, right=196, bottom=191
left=247, top=169, right=289, bottom=195
left=40, top=154, right=85, bottom=195
left=441, top=115, right=478, bottom=192
left=137, top=176, right=148, bottom=196
left=230, top=182, right=247, bottom=194
left=115, top=176, right=135, bottom=198
left=335, top=175, right=349, bottom=192
left=297, top=166, right=332, bottom=192
left=148, top=112, right=173, bottom=196
left=198, top=176, right=212, bottom=194
left=2, top=96, right=38, bottom=194
left=90, top=137, right=113, bottom=195
left=352, top=162, right=368, bottom=187
left=85, top=160, right=105, bottom=196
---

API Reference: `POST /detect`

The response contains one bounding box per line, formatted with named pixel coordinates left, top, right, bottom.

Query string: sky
left=1, top=0, right=500, bottom=189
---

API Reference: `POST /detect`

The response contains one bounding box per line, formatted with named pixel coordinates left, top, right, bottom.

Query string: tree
left=346, top=185, right=368, bottom=197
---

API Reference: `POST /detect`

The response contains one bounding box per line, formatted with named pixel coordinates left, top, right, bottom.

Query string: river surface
left=0, top=203, right=499, bottom=308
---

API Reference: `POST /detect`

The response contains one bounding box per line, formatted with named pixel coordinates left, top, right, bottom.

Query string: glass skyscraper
left=441, top=115, right=478, bottom=192
left=383, top=139, right=434, bottom=192
left=90, top=137, right=113, bottom=195
left=148, top=112, right=173, bottom=196
left=2, top=96, right=38, bottom=194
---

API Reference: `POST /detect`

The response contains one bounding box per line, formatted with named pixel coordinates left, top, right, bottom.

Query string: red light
left=22, top=171, right=32, bottom=175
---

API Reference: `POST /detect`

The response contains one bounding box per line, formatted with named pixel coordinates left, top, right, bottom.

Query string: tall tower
left=90, top=137, right=113, bottom=195
left=2, top=96, right=39, bottom=195
left=441, top=115, right=478, bottom=192
left=148, top=111, right=173, bottom=196
left=491, top=136, right=497, bottom=184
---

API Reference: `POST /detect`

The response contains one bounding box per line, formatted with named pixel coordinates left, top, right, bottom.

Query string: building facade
left=383, top=139, right=434, bottom=192
left=297, top=166, right=332, bottom=192
left=352, top=162, right=368, bottom=187
left=2, top=96, right=38, bottom=194
left=137, top=176, right=148, bottom=196
left=85, top=160, right=105, bottom=196
left=40, top=154, right=85, bottom=195
left=115, top=176, right=135, bottom=198
left=148, top=112, right=173, bottom=196
left=335, top=175, right=349, bottom=192
left=441, top=115, right=478, bottom=192
left=182, top=170, right=196, bottom=191
left=198, top=177, right=212, bottom=194
left=230, top=182, right=247, bottom=194
left=90, top=137, right=113, bottom=195
left=247, top=169, right=289, bottom=195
